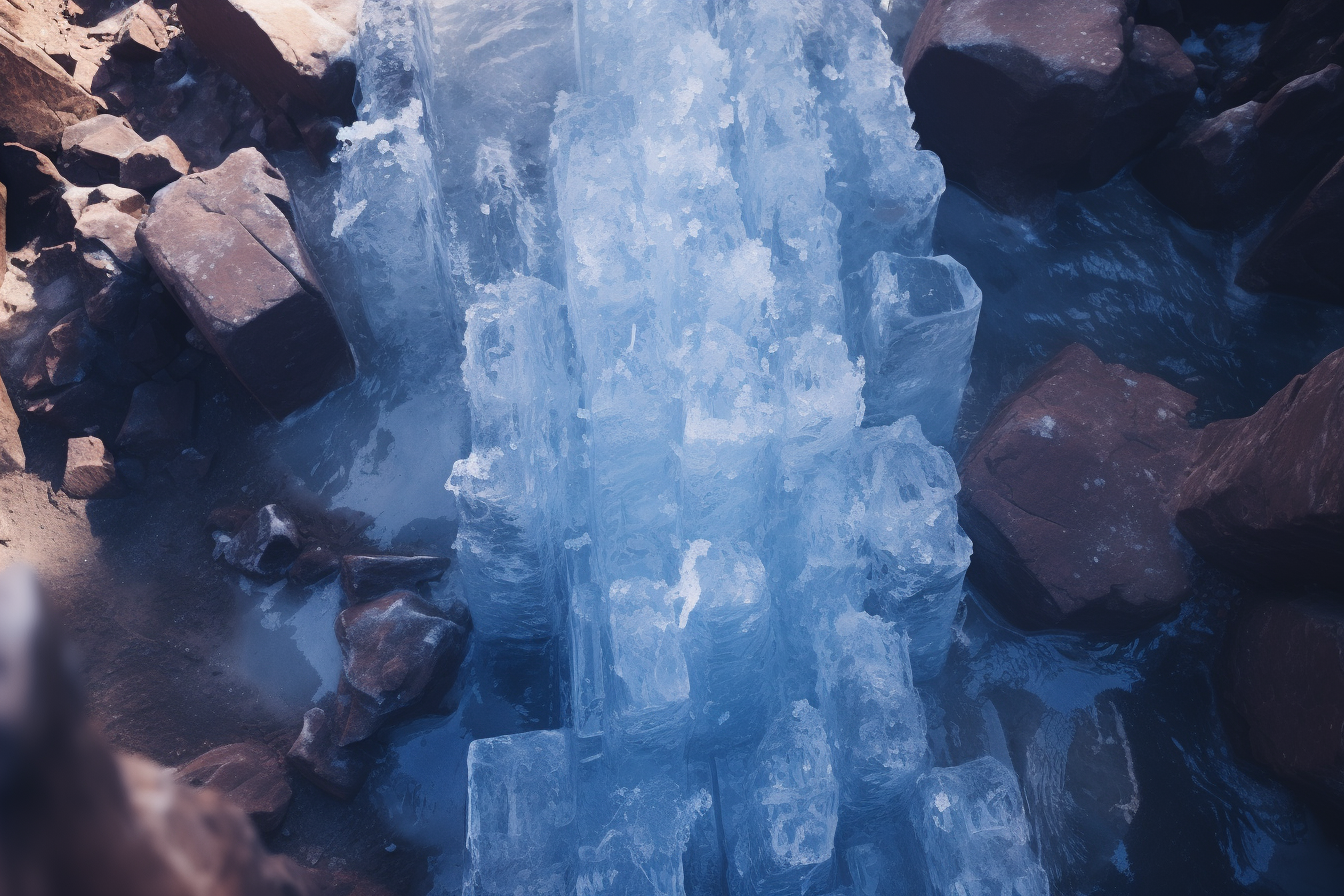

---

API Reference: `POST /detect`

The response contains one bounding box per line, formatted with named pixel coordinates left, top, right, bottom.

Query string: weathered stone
left=62, top=435, right=121, bottom=499
left=215, top=503, right=302, bottom=577
left=289, top=545, right=340, bottom=587
left=176, top=742, right=293, bottom=832
left=1236, top=152, right=1344, bottom=303
left=0, top=143, right=70, bottom=243
left=339, top=554, right=452, bottom=603
left=120, top=135, right=189, bottom=195
left=111, top=2, right=170, bottom=62
left=1220, top=595, right=1344, bottom=815
left=75, top=203, right=144, bottom=268
left=24, top=378, right=132, bottom=437
left=177, top=0, right=357, bottom=122
left=137, top=148, right=355, bottom=419
left=22, top=310, right=95, bottom=395
left=1175, top=346, right=1344, bottom=590
left=0, top=373, right=24, bottom=474
left=333, top=591, right=471, bottom=745
left=58, top=115, right=145, bottom=187
left=959, top=344, right=1198, bottom=629
left=0, top=29, right=102, bottom=154
left=286, top=707, right=373, bottom=801
left=115, top=379, right=194, bottom=453
left=903, top=0, right=1196, bottom=212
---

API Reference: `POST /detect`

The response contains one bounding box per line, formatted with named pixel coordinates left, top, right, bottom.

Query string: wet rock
left=903, top=0, right=1196, bottom=212
left=59, top=115, right=145, bottom=187
left=289, top=545, right=340, bottom=587
left=1236, top=152, right=1344, bottom=303
left=1135, top=65, right=1344, bottom=230
left=339, top=554, right=452, bottom=603
left=215, top=504, right=302, bottom=577
left=120, top=134, right=189, bottom=195
left=137, top=147, right=356, bottom=419
left=0, top=373, right=25, bottom=474
left=1175, top=346, right=1344, bottom=590
left=176, top=742, right=293, bottom=833
left=111, top=2, right=170, bottom=62
left=115, top=379, right=194, bottom=453
left=62, top=435, right=121, bottom=498
left=177, top=0, right=358, bottom=123
left=333, top=591, right=471, bottom=745
left=286, top=707, right=374, bottom=801
left=959, top=344, right=1198, bottom=630
left=0, top=29, right=102, bottom=153
left=0, top=142, right=69, bottom=243
left=22, top=310, right=95, bottom=394
left=1220, top=595, right=1344, bottom=815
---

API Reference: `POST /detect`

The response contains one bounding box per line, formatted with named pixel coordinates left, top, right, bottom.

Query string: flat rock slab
left=1175, top=346, right=1344, bottom=589
left=137, top=148, right=355, bottom=419
left=340, top=554, right=451, bottom=603
left=0, top=30, right=102, bottom=153
left=176, top=741, right=293, bottom=832
left=959, top=343, right=1198, bottom=630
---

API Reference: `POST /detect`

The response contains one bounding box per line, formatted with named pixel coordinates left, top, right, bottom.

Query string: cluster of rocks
left=959, top=341, right=1344, bottom=822
left=206, top=502, right=470, bottom=801
left=2, top=0, right=355, bottom=502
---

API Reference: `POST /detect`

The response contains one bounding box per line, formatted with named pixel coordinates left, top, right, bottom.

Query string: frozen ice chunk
left=607, top=577, right=691, bottom=751
left=464, top=730, right=576, bottom=896
left=576, top=776, right=712, bottom=896
left=816, top=611, right=929, bottom=814
left=732, top=701, right=840, bottom=894
left=871, top=0, right=931, bottom=56
left=912, top=757, right=1049, bottom=896
left=856, top=253, right=982, bottom=446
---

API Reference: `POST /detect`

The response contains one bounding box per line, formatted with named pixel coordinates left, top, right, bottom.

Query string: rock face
left=62, top=436, right=120, bottom=498
left=1236, top=153, right=1344, bottom=303
left=959, top=344, right=1199, bottom=629
left=0, top=373, right=25, bottom=474
left=215, top=504, right=303, bottom=577
left=176, top=0, right=358, bottom=122
left=1175, top=347, right=1344, bottom=589
left=0, top=142, right=70, bottom=243
left=339, top=554, right=452, bottom=603
left=137, top=148, right=356, bottom=419
left=286, top=707, right=374, bottom=800
left=333, top=591, right=471, bottom=745
left=0, top=29, right=102, bottom=153
left=176, top=742, right=293, bottom=833
left=1220, top=595, right=1344, bottom=815
left=903, top=0, right=1196, bottom=212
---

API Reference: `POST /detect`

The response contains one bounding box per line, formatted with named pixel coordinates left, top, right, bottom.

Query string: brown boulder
left=286, top=706, right=374, bottom=800
left=959, top=344, right=1198, bottom=629
left=21, top=310, right=95, bottom=395
left=176, top=742, right=293, bottom=832
left=58, top=115, right=145, bottom=187
left=120, top=135, right=189, bottom=195
left=289, top=544, right=340, bottom=587
left=339, top=554, right=452, bottom=603
left=62, top=435, right=121, bottom=499
left=1236, top=152, right=1344, bottom=303
left=1175, top=346, right=1344, bottom=589
left=0, top=372, right=24, bottom=474
left=137, top=148, right=355, bottom=419
left=902, top=0, right=1196, bottom=212
left=0, top=29, right=102, bottom=154
left=1220, top=595, right=1344, bottom=814
left=110, top=2, right=170, bottom=61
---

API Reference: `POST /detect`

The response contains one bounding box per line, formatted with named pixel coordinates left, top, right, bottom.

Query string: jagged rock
left=137, top=148, right=356, bottom=419
left=286, top=707, right=374, bottom=801
left=289, top=545, right=340, bottom=587
left=1175, top=346, right=1344, bottom=590
left=339, top=554, right=452, bottom=603
left=58, top=115, right=145, bottom=187
left=332, top=591, right=471, bottom=745
left=22, top=310, right=95, bottom=394
left=959, top=344, right=1198, bottom=629
left=0, top=29, right=102, bottom=153
left=902, top=0, right=1196, bottom=212
left=62, top=435, right=121, bottom=498
left=75, top=203, right=144, bottom=269
left=120, top=135, right=189, bottom=194
left=1222, top=0, right=1344, bottom=106
left=111, top=2, right=170, bottom=61
left=176, top=0, right=358, bottom=122
left=1136, top=65, right=1344, bottom=230
left=1236, top=153, right=1344, bottom=303
left=1220, top=595, right=1344, bottom=816
left=176, top=742, right=293, bottom=832
left=215, top=504, right=302, bottom=577
left=115, top=379, right=194, bottom=453
left=0, top=142, right=71, bottom=243
left=0, top=373, right=25, bottom=474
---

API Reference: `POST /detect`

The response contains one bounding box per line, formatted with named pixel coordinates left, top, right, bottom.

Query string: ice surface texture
left=332, top=0, right=1039, bottom=892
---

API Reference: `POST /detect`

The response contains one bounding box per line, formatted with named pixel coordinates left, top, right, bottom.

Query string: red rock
left=959, top=344, right=1198, bottom=629
left=289, top=545, right=340, bottom=587
left=120, top=134, right=189, bottom=194
left=176, top=742, right=293, bottom=832
left=111, top=2, right=170, bottom=61
left=286, top=706, right=373, bottom=800
left=58, top=115, right=146, bottom=187
left=1, top=143, right=72, bottom=243
left=339, top=554, right=451, bottom=603
left=215, top=504, right=302, bottom=577
left=1175, top=346, right=1344, bottom=589
left=0, top=29, right=102, bottom=154
left=21, top=310, right=95, bottom=395
left=0, top=372, right=25, bottom=474
left=62, top=435, right=121, bottom=499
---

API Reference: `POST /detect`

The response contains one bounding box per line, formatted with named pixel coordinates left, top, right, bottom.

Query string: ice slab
left=607, top=577, right=692, bottom=752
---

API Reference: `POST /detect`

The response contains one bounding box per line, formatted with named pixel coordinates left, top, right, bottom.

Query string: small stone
left=88, top=184, right=148, bottom=218
left=115, top=379, right=194, bottom=454
left=289, top=545, right=341, bottom=587
left=168, top=446, right=213, bottom=486
left=286, top=707, right=374, bottom=801
left=120, top=135, right=189, bottom=195
left=340, top=554, right=452, bottom=603
left=62, top=435, right=120, bottom=498
left=21, top=310, right=94, bottom=395
left=176, top=742, right=293, bottom=832
left=215, top=503, right=302, bottom=577
left=58, top=115, right=145, bottom=186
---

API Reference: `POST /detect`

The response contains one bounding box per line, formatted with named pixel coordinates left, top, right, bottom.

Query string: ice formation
left=334, top=0, right=1038, bottom=892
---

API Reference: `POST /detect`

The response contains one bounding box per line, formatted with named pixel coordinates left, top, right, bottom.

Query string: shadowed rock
left=120, top=135, right=190, bottom=195
left=115, top=379, right=194, bottom=454
left=59, top=115, right=145, bottom=187
left=1236, top=153, right=1344, bottom=303
left=215, top=504, right=302, bottom=578
left=176, top=742, right=293, bottom=833
left=286, top=706, right=374, bottom=800
left=0, top=372, right=25, bottom=474
left=339, top=554, right=452, bottom=603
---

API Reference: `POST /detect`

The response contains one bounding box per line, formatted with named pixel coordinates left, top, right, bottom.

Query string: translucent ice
left=576, top=777, right=712, bottom=896
left=607, top=577, right=692, bottom=751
